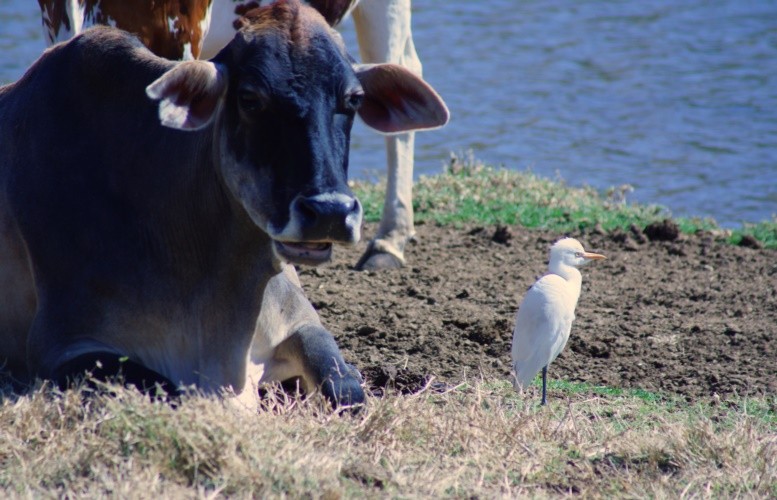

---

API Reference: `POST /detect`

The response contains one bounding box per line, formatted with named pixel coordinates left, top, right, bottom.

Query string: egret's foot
left=355, top=249, right=403, bottom=271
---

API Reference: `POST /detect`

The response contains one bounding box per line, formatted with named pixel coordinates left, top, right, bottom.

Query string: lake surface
left=2, top=0, right=776, bottom=226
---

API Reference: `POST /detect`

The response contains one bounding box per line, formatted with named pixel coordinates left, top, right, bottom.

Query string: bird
left=511, top=237, right=605, bottom=405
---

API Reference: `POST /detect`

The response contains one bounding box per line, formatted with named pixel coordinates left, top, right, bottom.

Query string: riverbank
left=353, top=153, right=777, bottom=249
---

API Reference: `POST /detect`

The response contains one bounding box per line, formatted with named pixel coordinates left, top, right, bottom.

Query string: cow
left=38, top=0, right=213, bottom=60
left=1, top=0, right=449, bottom=406
left=37, top=0, right=447, bottom=270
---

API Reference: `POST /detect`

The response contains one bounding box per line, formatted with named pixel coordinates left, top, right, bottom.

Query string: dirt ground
left=302, top=221, right=777, bottom=401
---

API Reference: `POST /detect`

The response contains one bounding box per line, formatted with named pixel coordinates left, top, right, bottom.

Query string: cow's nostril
left=297, top=197, right=319, bottom=224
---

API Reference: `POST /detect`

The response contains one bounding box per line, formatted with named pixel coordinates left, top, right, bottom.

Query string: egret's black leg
left=541, top=366, right=548, bottom=406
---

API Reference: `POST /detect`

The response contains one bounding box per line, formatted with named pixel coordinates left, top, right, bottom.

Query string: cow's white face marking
left=167, top=16, right=177, bottom=35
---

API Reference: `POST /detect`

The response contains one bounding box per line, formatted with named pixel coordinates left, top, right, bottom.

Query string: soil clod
left=644, top=219, right=680, bottom=241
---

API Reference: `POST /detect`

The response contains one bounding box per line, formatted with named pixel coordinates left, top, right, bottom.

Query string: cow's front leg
left=251, top=263, right=364, bottom=408
left=269, top=325, right=364, bottom=407
left=352, top=0, right=421, bottom=270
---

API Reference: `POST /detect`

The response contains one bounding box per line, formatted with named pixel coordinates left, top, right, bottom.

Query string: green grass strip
left=351, top=153, right=777, bottom=249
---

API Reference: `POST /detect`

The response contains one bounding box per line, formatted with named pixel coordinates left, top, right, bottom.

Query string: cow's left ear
left=354, top=63, right=449, bottom=134
left=146, top=61, right=227, bottom=130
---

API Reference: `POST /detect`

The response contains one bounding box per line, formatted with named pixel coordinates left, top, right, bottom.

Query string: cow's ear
left=354, top=63, right=449, bottom=134
left=146, top=61, right=227, bottom=130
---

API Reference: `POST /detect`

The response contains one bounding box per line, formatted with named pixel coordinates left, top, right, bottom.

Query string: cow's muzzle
left=274, top=193, right=362, bottom=265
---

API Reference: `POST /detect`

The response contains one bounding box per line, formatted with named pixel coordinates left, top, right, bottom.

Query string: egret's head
left=550, top=237, right=606, bottom=268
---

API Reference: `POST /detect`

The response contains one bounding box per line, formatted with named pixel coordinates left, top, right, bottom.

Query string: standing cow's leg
left=351, top=0, right=422, bottom=270
left=38, top=0, right=83, bottom=45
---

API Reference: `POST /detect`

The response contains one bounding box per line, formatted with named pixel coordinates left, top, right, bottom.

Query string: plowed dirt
left=302, top=221, right=777, bottom=401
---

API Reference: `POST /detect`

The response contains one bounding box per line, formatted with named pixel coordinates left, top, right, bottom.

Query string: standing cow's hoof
left=355, top=249, right=404, bottom=271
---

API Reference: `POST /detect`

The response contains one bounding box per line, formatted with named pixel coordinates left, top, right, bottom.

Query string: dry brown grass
left=1, top=379, right=775, bottom=498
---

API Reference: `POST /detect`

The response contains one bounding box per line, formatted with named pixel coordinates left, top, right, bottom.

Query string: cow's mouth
left=274, top=241, right=333, bottom=265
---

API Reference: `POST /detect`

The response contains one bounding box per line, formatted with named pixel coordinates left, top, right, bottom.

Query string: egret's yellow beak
left=583, top=252, right=606, bottom=260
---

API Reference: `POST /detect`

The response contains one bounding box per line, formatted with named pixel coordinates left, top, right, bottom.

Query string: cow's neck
left=144, top=134, right=276, bottom=304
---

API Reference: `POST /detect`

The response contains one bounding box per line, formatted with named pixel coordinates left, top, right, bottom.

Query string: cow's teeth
left=274, top=241, right=333, bottom=264
left=294, top=242, right=329, bottom=250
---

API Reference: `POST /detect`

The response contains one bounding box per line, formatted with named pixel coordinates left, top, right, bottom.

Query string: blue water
left=2, top=0, right=776, bottom=226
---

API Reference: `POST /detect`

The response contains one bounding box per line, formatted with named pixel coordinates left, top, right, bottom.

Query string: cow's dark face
left=213, top=13, right=363, bottom=265
left=145, top=0, right=449, bottom=265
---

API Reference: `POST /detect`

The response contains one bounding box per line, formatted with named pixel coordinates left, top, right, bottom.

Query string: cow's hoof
left=322, top=364, right=365, bottom=411
left=322, top=378, right=365, bottom=411
left=355, top=250, right=403, bottom=271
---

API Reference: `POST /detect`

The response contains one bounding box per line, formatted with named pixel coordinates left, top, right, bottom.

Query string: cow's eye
left=342, top=89, right=364, bottom=112
left=238, top=88, right=268, bottom=114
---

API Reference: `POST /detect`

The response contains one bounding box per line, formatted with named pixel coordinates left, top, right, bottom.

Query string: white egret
left=511, top=238, right=605, bottom=405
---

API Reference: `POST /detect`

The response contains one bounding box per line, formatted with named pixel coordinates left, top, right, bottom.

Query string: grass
left=351, top=152, right=777, bottom=249
left=1, top=380, right=775, bottom=498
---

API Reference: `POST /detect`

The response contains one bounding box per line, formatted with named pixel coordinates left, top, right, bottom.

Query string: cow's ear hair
left=354, top=63, right=449, bottom=134
left=146, top=61, right=228, bottom=130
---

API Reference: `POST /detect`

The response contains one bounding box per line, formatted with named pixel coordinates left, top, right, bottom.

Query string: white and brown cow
left=1, top=0, right=447, bottom=406
left=38, top=0, right=213, bottom=60
left=37, top=0, right=447, bottom=270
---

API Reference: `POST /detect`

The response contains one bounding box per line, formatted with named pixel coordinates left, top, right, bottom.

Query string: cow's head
left=146, top=0, right=448, bottom=266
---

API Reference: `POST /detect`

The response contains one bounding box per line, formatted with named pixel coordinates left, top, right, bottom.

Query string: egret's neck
left=549, top=262, right=583, bottom=303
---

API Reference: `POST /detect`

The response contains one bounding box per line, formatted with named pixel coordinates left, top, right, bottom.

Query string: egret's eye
left=342, top=89, right=364, bottom=113
left=575, top=252, right=584, bottom=258
left=238, top=87, right=269, bottom=114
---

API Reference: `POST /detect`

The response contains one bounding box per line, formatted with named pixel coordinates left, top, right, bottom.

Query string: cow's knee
left=52, top=351, right=181, bottom=400
left=275, top=325, right=364, bottom=408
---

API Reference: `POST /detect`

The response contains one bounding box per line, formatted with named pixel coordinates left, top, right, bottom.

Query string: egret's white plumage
left=511, top=238, right=605, bottom=405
